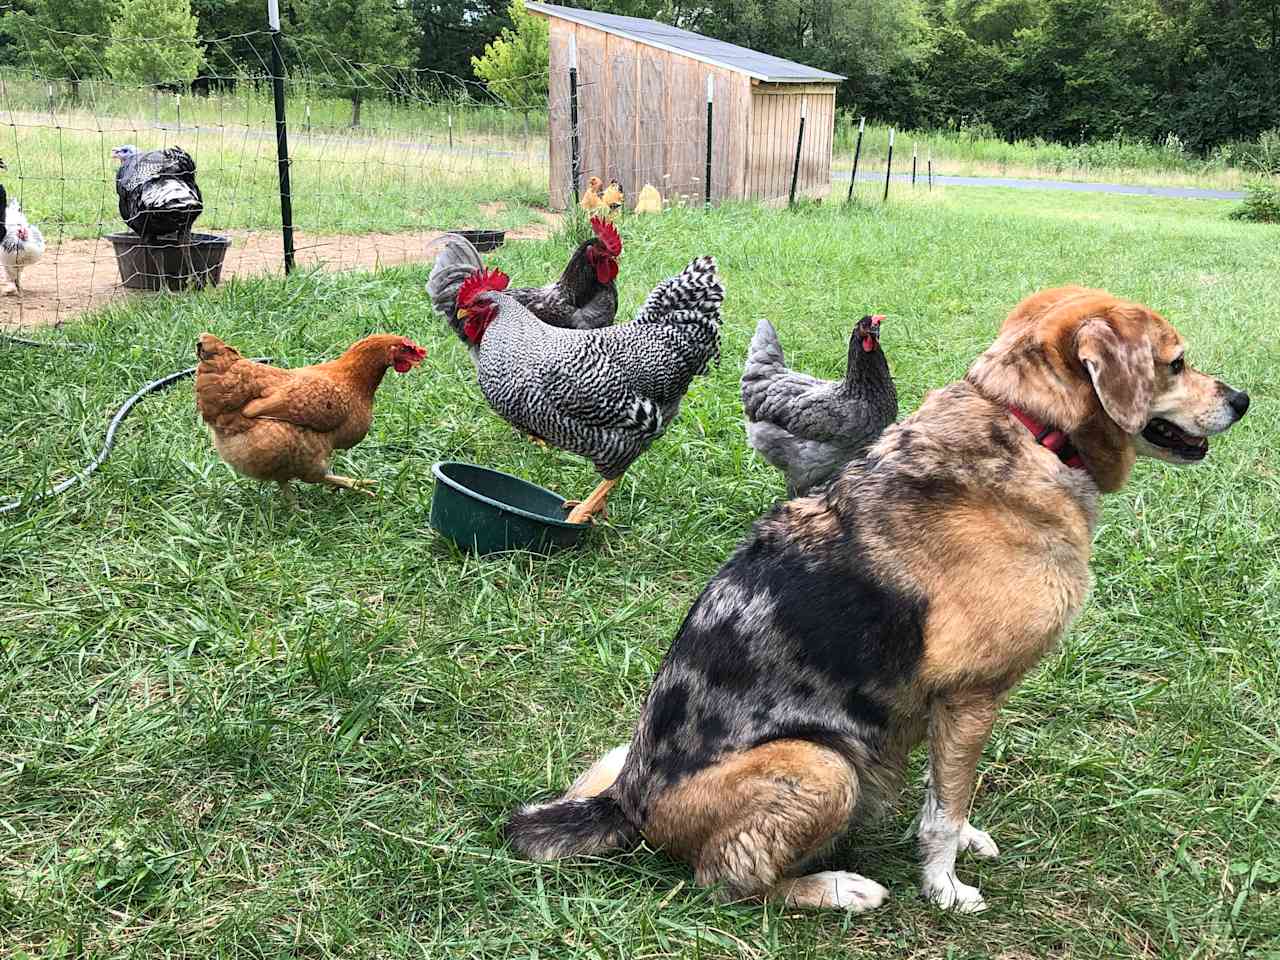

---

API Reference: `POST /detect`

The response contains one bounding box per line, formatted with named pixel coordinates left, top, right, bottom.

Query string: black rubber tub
left=454, top=229, right=505, bottom=252
left=107, top=232, right=232, bottom=291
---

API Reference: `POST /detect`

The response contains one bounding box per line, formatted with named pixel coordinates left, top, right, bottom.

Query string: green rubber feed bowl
left=430, top=461, right=589, bottom=555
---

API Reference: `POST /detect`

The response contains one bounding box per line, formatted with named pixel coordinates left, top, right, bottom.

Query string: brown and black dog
left=505, top=287, right=1250, bottom=912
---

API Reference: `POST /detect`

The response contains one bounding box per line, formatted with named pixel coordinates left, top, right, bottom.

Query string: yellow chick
left=601, top=179, right=625, bottom=214
left=634, top=184, right=662, bottom=214
left=580, top=176, right=604, bottom=212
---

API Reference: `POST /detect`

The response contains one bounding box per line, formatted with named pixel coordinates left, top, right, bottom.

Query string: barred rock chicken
left=195, top=333, right=426, bottom=506
left=427, top=251, right=723, bottom=523
left=1, top=197, right=45, bottom=296
left=112, top=144, right=203, bottom=240
left=741, top=315, right=897, bottom=497
left=428, top=216, right=622, bottom=339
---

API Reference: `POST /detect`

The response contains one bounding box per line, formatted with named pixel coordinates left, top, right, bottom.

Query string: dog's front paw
left=922, top=873, right=988, bottom=913
left=959, top=822, right=999, bottom=859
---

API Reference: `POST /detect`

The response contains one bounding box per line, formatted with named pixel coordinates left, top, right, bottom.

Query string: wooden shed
left=527, top=2, right=844, bottom=209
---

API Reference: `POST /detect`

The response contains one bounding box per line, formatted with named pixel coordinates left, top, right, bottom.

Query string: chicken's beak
left=456, top=307, right=471, bottom=321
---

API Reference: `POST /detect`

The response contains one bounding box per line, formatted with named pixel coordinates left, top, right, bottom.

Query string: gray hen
left=741, top=315, right=897, bottom=496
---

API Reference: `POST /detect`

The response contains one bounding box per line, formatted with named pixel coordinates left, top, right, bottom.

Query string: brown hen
left=195, top=332, right=426, bottom=505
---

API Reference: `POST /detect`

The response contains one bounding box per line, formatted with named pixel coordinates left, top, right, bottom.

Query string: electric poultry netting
left=0, top=12, right=740, bottom=336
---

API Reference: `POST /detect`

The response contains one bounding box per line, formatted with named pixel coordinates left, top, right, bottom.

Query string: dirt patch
left=0, top=208, right=563, bottom=331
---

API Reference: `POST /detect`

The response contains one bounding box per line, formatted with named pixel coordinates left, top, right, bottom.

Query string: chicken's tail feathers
left=503, top=794, right=639, bottom=861
left=426, top=233, right=485, bottom=342
left=633, top=255, right=723, bottom=329
left=740, top=318, right=788, bottom=419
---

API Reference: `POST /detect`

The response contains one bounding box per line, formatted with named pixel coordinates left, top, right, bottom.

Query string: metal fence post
left=788, top=99, right=806, bottom=206
left=911, top=142, right=917, bottom=187
left=882, top=128, right=895, bottom=202
left=928, top=151, right=933, bottom=190
left=846, top=115, right=864, bottom=203
left=268, top=0, right=295, bottom=274
left=705, top=75, right=713, bottom=207
left=568, top=34, right=581, bottom=207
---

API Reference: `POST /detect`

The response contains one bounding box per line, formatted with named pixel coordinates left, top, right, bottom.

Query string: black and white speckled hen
left=741, top=315, right=897, bottom=497
left=428, top=249, right=723, bottom=523
left=428, top=216, right=622, bottom=344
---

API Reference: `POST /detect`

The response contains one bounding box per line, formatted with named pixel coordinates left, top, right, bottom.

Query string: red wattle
left=596, top=258, right=619, bottom=283
left=862, top=335, right=876, bottom=352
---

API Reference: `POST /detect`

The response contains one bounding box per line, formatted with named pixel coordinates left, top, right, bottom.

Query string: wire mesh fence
left=0, top=15, right=919, bottom=333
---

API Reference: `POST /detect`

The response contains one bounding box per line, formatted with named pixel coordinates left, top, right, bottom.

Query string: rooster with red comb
left=428, top=217, right=623, bottom=349
left=427, top=250, right=723, bottom=524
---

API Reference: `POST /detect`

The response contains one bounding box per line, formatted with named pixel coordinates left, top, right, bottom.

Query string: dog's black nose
left=1228, top=390, right=1250, bottom=420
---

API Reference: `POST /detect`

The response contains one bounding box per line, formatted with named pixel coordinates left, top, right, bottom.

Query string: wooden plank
left=730, top=73, right=750, bottom=199
left=636, top=45, right=666, bottom=202
left=605, top=33, right=637, bottom=199
left=547, top=22, right=569, bottom=209
left=577, top=26, right=607, bottom=191
left=752, top=82, right=840, bottom=97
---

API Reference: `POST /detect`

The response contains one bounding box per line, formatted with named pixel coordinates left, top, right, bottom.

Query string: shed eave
left=527, top=1, right=844, bottom=84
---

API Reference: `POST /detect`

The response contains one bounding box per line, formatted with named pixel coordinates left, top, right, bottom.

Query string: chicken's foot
left=565, top=477, right=617, bottom=524
left=278, top=480, right=298, bottom=510
left=322, top=473, right=377, bottom=498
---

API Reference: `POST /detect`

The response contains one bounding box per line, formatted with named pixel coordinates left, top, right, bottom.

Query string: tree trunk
left=351, top=93, right=362, bottom=128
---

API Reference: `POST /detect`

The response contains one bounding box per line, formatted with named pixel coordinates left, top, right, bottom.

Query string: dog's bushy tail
left=504, top=794, right=639, bottom=861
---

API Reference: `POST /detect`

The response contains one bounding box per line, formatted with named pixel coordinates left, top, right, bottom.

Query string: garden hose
left=0, top=332, right=94, bottom=351
left=0, top=357, right=272, bottom=516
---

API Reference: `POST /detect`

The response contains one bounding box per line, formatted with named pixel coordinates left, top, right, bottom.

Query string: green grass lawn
left=2, top=189, right=1278, bottom=958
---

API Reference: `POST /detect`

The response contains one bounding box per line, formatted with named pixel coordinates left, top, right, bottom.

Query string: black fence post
left=705, top=76, right=713, bottom=207
left=911, top=143, right=917, bottom=187
left=268, top=0, right=295, bottom=275
left=928, top=151, right=933, bottom=191
left=568, top=35, right=581, bottom=207
left=788, top=100, right=806, bottom=207
left=846, top=115, right=864, bottom=203
left=882, top=128, right=895, bottom=202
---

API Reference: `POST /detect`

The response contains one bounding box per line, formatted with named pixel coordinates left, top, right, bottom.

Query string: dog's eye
left=1170, top=357, right=1185, bottom=374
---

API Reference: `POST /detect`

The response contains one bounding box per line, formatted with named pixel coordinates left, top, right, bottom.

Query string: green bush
left=1230, top=178, right=1280, bottom=224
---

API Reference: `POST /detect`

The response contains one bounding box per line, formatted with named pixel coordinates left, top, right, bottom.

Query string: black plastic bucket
left=454, top=229, right=505, bottom=252
left=107, top=232, right=231, bottom=291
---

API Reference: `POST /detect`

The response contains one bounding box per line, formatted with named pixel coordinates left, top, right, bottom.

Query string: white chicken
left=1, top=198, right=45, bottom=296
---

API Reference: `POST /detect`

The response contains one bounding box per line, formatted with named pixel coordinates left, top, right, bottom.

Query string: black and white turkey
left=112, top=144, right=203, bottom=240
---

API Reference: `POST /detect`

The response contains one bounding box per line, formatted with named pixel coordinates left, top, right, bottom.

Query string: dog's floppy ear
left=1075, top=317, right=1153, bottom=435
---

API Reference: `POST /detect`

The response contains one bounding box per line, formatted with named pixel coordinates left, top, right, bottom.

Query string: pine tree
left=104, top=0, right=205, bottom=90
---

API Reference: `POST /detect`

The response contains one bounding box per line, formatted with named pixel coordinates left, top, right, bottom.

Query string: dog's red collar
left=1007, top=405, right=1088, bottom=472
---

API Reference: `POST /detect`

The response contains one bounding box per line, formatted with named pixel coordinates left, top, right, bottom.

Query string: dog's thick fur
left=505, top=287, right=1249, bottom=912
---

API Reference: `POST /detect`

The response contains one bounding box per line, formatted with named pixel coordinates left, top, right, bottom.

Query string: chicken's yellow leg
left=322, top=473, right=377, bottom=498
left=566, top=477, right=618, bottom=524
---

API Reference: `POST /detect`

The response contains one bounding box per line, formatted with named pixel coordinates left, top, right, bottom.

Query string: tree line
left=2, top=0, right=1276, bottom=152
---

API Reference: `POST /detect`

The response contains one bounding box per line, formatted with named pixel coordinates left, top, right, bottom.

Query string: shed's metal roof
left=526, top=2, right=844, bottom=83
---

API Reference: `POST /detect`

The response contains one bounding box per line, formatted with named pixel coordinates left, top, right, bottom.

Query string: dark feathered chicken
left=112, top=144, right=203, bottom=240
left=428, top=216, right=622, bottom=344
left=427, top=248, right=723, bottom=523
left=741, top=315, right=897, bottom=497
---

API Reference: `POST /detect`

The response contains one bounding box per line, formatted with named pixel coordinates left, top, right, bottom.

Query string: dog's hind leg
left=647, top=739, right=888, bottom=912
left=918, top=693, right=1001, bottom=912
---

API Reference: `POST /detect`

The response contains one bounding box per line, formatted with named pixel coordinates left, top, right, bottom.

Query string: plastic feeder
left=454, top=229, right=505, bottom=252
left=430, top=461, right=588, bottom=555
left=108, top=232, right=231, bottom=291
